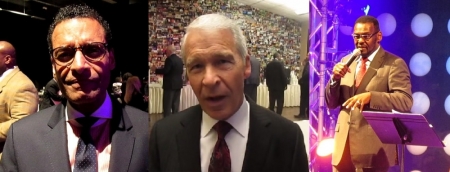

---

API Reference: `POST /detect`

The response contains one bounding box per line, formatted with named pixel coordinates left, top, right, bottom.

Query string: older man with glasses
left=0, top=4, right=149, bottom=172
left=326, top=15, right=413, bottom=172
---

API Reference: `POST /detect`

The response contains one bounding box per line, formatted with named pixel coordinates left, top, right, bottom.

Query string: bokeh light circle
left=411, top=92, right=430, bottom=114
left=377, top=13, right=396, bottom=36
left=406, top=145, right=427, bottom=155
left=409, top=52, right=431, bottom=77
left=411, top=13, right=433, bottom=37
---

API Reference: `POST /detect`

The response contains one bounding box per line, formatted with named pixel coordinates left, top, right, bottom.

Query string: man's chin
left=66, top=91, right=102, bottom=105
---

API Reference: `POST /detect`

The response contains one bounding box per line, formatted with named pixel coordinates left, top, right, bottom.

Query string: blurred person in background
left=40, top=73, right=64, bottom=110
left=124, top=76, right=147, bottom=111
left=0, top=41, right=38, bottom=158
left=151, top=45, right=184, bottom=117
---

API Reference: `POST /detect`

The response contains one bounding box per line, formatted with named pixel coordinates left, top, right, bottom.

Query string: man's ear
left=4, top=55, right=12, bottom=65
left=244, top=55, right=251, bottom=79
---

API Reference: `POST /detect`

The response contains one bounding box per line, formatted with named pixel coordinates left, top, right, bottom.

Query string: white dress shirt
left=0, top=66, right=17, bottom=83
left=65, top=93, right=113, bottom=172
left=200, top=96, right=250, bottom=172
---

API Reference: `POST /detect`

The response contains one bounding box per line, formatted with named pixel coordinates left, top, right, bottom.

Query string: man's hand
left=342, top=92, right=371, bottom=112
left=332, top=62, right=351, bottom=80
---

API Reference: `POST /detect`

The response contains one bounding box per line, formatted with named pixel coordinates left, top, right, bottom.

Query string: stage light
left=377, top=13, right=397, bottom=36
left=445, top=94, right=450, bottom=116
left=411, top=92, right=430, bottom=115
left=406, top=145, right=427, bottom=155
left=411, top=13, right=433, bottom=37
left=442, top=134, right=450, bottom=156
left=409, top=52, right=432, bottom=77
left=316, top=138, right=335, bottom=157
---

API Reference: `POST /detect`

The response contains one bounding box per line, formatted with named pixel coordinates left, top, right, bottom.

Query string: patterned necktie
left=208, top=121, right=233, bottom=172
left=355, top=57, right=368, bottom=88
left=74, top=117, right=99, bottom=172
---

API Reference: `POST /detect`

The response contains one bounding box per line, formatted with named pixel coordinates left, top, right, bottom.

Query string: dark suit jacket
left=299, top=63, right=309, bottom=86
left=155, top=54, right=184, bottom=90
left=325, top=47, right=413, bottom=168
left=39, top=79, right=64, bottom=110
left=265, top=60, right=287, bottom=91
left=245, top=56, right=260, bottom=86
left=0, top=97, right=149, bottom=172
left=149, top=97, right=309, bottom=171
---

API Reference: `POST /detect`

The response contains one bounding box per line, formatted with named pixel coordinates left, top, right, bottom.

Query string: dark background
left=0, top=0, right=148, bottom=89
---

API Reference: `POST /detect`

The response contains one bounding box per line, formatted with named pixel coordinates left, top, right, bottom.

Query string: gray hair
left=180, top=13, right=247, bottom=64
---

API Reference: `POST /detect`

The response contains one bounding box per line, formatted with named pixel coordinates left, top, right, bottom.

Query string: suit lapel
left=109, top=99, right=134, bottom=172
left=242, top=100, right=272, bottom=171
left=0, top=68, right=19, bottom=94
left=44, top=103, right=71, bottom=172
left=176, top=105, right=202, bottom=171
left=355, top=48, right=385, bottom=94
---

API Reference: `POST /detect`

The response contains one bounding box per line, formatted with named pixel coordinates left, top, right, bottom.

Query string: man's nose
left=70, top=51, right=88, bottom=73
left=202, top=67, right=219, bottom=86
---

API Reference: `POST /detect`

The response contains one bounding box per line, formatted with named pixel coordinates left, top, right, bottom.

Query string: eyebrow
left=186, top=51, right=234, bottom=65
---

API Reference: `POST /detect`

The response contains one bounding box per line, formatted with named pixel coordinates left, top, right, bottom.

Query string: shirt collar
left=0, top=66, right=17, bottom=81
left=201, top=95, right=250, bottom=138
left=66, top=92, right=113, bottom=121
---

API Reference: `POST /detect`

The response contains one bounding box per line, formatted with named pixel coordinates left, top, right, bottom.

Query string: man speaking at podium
left=325, top=16, right=413, bottom=172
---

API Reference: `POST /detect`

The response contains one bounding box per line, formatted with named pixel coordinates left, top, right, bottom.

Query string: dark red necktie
left=355, top=58, right=368, bottom=88
left=208, top=121, right=232, bottom=172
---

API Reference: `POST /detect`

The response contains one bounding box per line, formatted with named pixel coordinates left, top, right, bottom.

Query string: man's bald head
left=0, top=41, right=16, bottom=59
left=0, top=41, right=17, bottom=73
left=166, top=45, right=176, bottom=56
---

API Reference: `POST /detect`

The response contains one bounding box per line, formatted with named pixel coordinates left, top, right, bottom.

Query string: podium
left=362, top=111, right=444, bottom=172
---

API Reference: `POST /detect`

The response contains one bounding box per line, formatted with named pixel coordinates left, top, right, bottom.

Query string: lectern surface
left=363, top=111, right=444, bottom=147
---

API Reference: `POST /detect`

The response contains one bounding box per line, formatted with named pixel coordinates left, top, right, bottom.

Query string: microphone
left=345, top=49, right=361, bottom=66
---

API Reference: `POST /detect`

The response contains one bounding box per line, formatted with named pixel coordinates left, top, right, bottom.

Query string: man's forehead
left=52, top=18, right=106, bottom=45
left=58, top=17, right=101, bottom=28
left=354, top=22, right=374, bottom=31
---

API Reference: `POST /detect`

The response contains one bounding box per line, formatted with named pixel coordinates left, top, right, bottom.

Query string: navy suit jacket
left=0, top=97, right=149, bottom=172
left=149, top=97, right=309, bottom=171
left=155, top=54, right=184, bottom=90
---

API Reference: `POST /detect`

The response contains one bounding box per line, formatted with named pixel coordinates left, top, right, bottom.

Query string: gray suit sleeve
left=0, top=124, right=19, bottom=172
left=149, top=121, right=161, bottom=172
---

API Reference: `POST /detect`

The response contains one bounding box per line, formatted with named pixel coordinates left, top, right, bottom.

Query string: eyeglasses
left=351, top=31, right=379, bottom=40
left=50, top=42, right=109, bottom=66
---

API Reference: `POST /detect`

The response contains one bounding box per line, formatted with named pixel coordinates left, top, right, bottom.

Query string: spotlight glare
left=317, top=138, right=335, bottom=157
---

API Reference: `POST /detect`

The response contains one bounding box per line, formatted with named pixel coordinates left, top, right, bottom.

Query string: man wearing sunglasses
left=0, top=4, right=149, bottom=171
left=0, top=41, right=38, bottom=159
left=326, top=16, right=413, bottom=172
